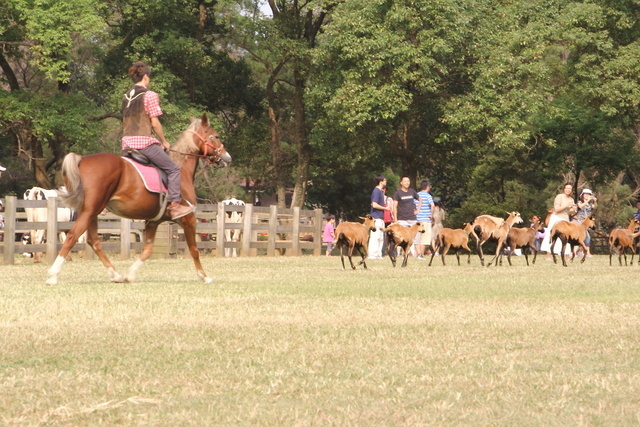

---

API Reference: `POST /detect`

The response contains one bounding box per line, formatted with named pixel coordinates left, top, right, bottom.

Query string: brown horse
left=45, top=113, right=231, bottom=285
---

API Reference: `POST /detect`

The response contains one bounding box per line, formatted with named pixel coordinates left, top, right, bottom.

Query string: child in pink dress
left=323, top=215, right=336, bottom=256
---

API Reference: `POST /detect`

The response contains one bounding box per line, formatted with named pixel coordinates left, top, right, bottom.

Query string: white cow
left=222, top=198, right=245, bottom=257
left=23, top=186, right=85, bottom=262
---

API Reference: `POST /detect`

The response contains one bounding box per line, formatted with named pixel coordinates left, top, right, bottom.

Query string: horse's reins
left=169, top=129, right=225, bottom=163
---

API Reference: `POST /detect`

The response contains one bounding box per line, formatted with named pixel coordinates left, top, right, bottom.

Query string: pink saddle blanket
left=122, top=157, right=167, bottom=194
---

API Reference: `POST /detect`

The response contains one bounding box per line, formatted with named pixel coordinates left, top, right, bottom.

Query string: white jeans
left=367, top=218, right=385, bottom=258
left=540, top=214, right=568, bottom=254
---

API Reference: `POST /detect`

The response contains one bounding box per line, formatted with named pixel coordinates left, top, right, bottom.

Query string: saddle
left=122, top=149, right=169, bottom=220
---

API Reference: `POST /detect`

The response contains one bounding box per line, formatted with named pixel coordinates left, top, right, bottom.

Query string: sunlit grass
left=1, top=255, right=640, bottom=425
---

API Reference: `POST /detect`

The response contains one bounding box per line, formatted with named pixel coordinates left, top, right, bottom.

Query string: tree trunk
left=265, top=60, right=290, bottom=209
left=17, top=125, right=52, bottom=188
left=390, top=120, right=418, bottom=189
left=290, top=67, right=309, bottom=209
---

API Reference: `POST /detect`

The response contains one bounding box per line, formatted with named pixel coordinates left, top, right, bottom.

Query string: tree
left=216, top=0, right=334, bottom=208
left=313, top=0, right=486, bottom=188
left=0, top=0, right=106, bottom=187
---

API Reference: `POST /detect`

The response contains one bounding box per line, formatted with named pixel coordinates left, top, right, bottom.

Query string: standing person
left=381, top=187, right=395, bottom=257
left=572, top=189, right=597, bottom=257
left=323, top=215, right=336, bottom=256
left=383, top=188, right=394, bottom=227
left=393, top=176, right=422, bottom=256
left=431, top=201, right=446, bottom=252
left=531, top=215, right=544, bottom=252
left=0, top=200, right=4, bottom=242
left=633, top=201, right=640, bottom=221
left=415, top=180, right=435, bottom=259
left=540, top=183, right=576, bottom=258
left=368, top=174, right=390, bottom=260
left=121, top=61, right=193, bottom=220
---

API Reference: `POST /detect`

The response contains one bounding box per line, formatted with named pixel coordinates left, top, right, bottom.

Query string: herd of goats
left=334, top=211, right=640, bottom=270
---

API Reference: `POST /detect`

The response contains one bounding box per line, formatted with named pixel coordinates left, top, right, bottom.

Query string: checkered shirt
left=121, top=89, right=163, bottom=150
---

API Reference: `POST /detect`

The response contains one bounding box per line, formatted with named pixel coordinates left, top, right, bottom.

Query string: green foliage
left=8, top=0, right=105, bottom=83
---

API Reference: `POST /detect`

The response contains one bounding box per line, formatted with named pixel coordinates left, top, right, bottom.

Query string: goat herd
left=334, top=211, right=640, bottom=270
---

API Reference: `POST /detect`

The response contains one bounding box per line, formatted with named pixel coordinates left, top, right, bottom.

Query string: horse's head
left=189, top=113, right=232, bottom=167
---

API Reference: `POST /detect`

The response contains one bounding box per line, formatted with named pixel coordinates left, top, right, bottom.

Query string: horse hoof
left=110, top=274, right=126, bottom=283
left=45, top=277, right=57, bottom=286
left=203, top=277, right=213, bottom=284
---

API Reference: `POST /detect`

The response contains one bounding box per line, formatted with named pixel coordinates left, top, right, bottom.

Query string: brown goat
left=505, top=218, right=545, bottom=266
left=470, top=211, right=523, bottom=267
left=550, top=216, right=595, bottom=267
left=385, top=222, right=426, bottom=267
left=429, top=222, right=474, bottom=266
left=334, top=215, right=377, bottom=270
left=609, top=219, right=640, bottom=266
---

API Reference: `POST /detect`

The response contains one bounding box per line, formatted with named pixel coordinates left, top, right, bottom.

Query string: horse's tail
left=60, top=153, right=84, bottom=211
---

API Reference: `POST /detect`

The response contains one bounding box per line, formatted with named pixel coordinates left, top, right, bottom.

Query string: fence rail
left=0, top=195, right=323, bottom=265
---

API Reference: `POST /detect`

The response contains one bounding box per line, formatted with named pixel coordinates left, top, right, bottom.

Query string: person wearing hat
left=572, top=188, right=597, bottom=257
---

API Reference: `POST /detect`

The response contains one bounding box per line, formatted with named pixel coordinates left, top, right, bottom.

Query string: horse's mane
left=170, top=119, right=200, bottom=166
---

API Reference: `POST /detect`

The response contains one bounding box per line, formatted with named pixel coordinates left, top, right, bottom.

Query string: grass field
left=1, top=253, right=640, bottom=425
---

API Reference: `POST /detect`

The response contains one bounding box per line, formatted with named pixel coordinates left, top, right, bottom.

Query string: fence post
left=241, top=203, right=252, bottom=256
left=46, top=197, right=59, bottom=264
left=267, top=204, right=277, bottom=256
left=291, top=207, right=300, bottom=256
left=120, top=218, right=131, bottom=260
left=216, top=202, right=225, bottom=257
left=3, top=196, right=17, bottom=265
left=314, top=208, right=323, bottom=256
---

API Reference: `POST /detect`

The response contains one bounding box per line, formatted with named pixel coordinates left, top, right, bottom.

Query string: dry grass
left=1, top=254, right=640, bottom=425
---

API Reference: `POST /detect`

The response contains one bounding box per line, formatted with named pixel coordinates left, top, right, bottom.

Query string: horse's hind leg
left=85, top=217, right=125, bottom=283
left=46, top=213, right=123, bottom=285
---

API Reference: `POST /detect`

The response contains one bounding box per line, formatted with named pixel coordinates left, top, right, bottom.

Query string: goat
left=384, top=222, right=426, bottom=267
left=470, top=211, right=523, bottom=267
left=505, top=217, right=545, bottom=266
left=609, top=219, right=640, bottom=266
left=550, top=216, right=596, bottom=267
left=428, top=222, right=474, bottom=266
left=334, top=215, right=377, bottom=270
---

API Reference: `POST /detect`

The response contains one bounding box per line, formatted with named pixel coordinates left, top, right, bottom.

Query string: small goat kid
left=385, top=222, right=426, bottom=267
left=505, top=217, right=545, bottom=266
left=550, top=216, right=596, bottom=267
left=608, top=218, right=640, bottom=266
left=471, top=211, right=523, bottom=267
left=334, top=215, right=377, bottom=270
left=428, top=222, right=474, bottom=266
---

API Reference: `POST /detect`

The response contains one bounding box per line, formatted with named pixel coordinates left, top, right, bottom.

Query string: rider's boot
left=168, top=201, right=193, bottom=220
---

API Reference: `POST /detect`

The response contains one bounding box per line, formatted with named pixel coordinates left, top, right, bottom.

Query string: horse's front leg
left=180, top=216, right=213, bottom=283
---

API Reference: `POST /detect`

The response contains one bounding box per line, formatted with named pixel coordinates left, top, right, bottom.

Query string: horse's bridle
left=170, top=128, right=225, bottom=164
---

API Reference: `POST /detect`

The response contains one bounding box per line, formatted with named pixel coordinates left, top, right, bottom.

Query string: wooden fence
left=0, top=195, right=324, bottom=265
